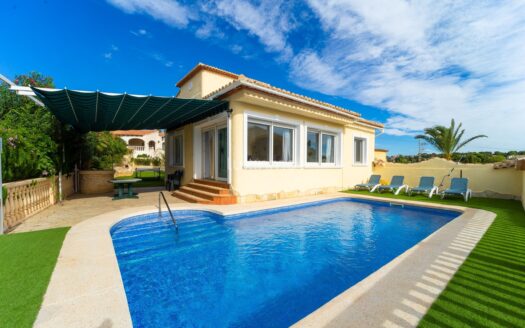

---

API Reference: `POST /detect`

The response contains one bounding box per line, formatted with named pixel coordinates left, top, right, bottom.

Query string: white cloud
left=195, top=21, right=225, bottom=39
left=103, top=53, right=112, bottom=59
left=150, top=52, right=174, bottom=68
left=208, top=0, right=295, bottom=58
left=130, top=28, right=150, bottom=37
left=289, top=0, right=525, bottom=151
left=290, top=51, right=349, bottom=95
left=231, top=44, right=243, bottom=54
left=106, top=0, right=192, bottom=27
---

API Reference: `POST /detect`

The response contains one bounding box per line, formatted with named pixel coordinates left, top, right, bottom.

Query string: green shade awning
left=31, top=87, right=229, bottom=132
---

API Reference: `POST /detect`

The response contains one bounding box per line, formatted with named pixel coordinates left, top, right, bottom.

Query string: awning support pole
left=227, top=109, right=232, bottom=185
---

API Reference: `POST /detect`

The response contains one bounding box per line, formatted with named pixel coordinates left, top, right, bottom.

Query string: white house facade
left=111, top=130, right=165, bottom=158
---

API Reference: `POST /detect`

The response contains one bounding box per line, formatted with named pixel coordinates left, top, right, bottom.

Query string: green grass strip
left=116, top=170, right=165, bottom=187
left=0, top=227, right=69, bottom=328
left=345, top=190, right=525, bottom=327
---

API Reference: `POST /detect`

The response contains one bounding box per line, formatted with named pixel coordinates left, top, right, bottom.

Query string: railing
left=2, top=175, right=75, bottom=231
left=158, top=191, right=178, bottom=232
left=128, top=145, right=145, bottom=151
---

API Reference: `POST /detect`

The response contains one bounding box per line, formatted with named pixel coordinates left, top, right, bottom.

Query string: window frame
left=244, top=114, right=299, bottom=168
left=353, top=136, right=368, bottom=166
left=305, top=127, right=340, bottom=167
left=170, top=130, right=184, bottom=167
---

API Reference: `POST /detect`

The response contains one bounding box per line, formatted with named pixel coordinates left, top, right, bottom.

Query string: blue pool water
left=111, top=198, right=458, bottom=327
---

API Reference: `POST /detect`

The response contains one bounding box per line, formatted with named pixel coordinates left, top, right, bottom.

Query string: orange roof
left=111, top=130, right=157, bottom=136
left=204, top=76, right=384, bottom=128
left=176, top=63, right=240, bottom=87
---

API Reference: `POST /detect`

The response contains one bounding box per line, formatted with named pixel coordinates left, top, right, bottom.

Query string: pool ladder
left=159, top=191, right=178, bottom=232
left=389, top=202, right=405, bottom=208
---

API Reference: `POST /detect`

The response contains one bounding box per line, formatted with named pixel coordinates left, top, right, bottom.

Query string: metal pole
left=0, top=138, right=3, bottom=235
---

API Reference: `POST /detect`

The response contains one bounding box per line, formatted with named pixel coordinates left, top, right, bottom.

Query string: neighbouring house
left=165, top=63, right=384, bottom=204
left=111, top=130, right=165, bottom=158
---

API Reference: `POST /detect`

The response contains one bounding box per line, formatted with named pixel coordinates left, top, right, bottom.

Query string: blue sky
left=1, top=0, right=523, bottom=154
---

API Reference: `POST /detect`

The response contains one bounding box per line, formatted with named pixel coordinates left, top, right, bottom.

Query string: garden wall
left=373, top=158, right=523, bottom=200
left=522, top=166, right=525, bottom=210
left=2, top=174, right=75, bottom=232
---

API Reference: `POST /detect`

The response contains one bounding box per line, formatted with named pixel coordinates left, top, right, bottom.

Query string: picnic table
left=135, top=167, right=161, bottom=180
left=109, top=178, right=142, bottom=200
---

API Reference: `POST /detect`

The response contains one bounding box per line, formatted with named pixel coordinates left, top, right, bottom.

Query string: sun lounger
left=441, top=177, right=472, bottom=202
left=377, top=176, right=408, bottom=195
left=409, top=176, right=439, bottom=198
left=355, top=174, right=381, bottom=192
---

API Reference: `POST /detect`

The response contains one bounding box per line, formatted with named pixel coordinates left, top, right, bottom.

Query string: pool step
left=172, top=180, right=237, bottom=205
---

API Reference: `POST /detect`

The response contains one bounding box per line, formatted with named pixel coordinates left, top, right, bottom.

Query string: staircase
left=172, top=179, right=237, bottom=205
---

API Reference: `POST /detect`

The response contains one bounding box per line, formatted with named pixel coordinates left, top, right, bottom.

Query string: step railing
left=158, top=191, right=178, bottom=232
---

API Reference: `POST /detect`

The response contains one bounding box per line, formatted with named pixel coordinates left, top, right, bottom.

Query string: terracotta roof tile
left=186, top=63, right=384, bottom=128
left=176, top=63, right=239, bottom=87
left=111, top=130, right=157, bottom=136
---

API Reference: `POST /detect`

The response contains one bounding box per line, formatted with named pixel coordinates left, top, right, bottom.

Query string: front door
left=217, top=126, right=228, bottom=180
left=202, top=129, right=215, bottom=179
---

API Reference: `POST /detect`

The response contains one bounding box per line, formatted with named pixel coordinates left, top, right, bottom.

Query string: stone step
left=172, top=190, right=211, bottom=204
left=187, top=182, right=230, bottom=195
left=193, top=179, right=230, bottom=189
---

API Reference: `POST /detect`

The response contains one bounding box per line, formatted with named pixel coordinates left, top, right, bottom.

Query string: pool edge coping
left=33, top=193, right=495, bottom=328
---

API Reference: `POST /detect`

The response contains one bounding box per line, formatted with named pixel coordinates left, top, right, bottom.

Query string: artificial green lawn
left=0, top=227, right=69, bottom=328
left=345, top=190, right=525, bottom=328
left=116, top=170, right=166, bottom=188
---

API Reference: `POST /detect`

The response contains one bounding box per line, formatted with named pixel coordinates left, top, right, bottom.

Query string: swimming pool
left=111, top=198, right=459, bottom=327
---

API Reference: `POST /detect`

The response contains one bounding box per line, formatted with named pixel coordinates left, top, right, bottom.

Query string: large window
left=172, top=134, right=183, bottom=166
left=247, top=122, right=270, bottom=161
left=322, top=134, right=335, bottom=163
left=307, top=131, right=319, bottom=162
left=354, top=137, right=367, bottom=164
left=307, top=129, right=336, bottom=164
left=273, top=126, right=293, bottom=162
left=247, top=119, right=295, bottom=164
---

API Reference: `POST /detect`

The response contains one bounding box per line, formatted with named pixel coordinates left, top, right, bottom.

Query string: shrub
left=81, top=132, right=128, bottom=170
left=133, top=155, right=152, bottom=166
left=1, top=72, right=60, bottom=182
left=151, top=157, right=161, bottom=166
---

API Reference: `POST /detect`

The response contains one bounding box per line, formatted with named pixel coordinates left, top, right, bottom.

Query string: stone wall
left=373, top=158, right=523, bottom=200
left=79, top=170, right=114, bottom=194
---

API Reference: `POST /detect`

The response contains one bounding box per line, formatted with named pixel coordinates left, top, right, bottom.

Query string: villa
left=2, top=64, right=524, bottom=328
left=166, top=63, right=384, bottom=204
left=111, top=129, right=165, bottom=158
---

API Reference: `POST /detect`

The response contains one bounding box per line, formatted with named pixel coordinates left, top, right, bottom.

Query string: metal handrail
left=159, top=191, right=178, bottom=232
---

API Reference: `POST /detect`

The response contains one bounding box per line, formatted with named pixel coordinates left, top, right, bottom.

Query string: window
left=322, top=134, right=335, bottom=163
left=172, top=134, right=183, bottom=166
left=273, top=126, right=293, bottom=162
left=246, top=119, right=296, bottom=165
left=354, top=137, right=367, bottom=164
left=307, top=131, right=319, bottom=163
left=247, top=122, right=270, bottom=161
left=307, top=129, right=337, bottom=165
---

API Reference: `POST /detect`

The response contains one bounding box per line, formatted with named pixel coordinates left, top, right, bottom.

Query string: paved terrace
left=12, top=188, right=185, bottom=233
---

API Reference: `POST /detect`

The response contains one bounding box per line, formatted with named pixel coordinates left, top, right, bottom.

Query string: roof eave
left=207, top=80, right=373, bottom=122
left=175, top=63, right=239, bottom=88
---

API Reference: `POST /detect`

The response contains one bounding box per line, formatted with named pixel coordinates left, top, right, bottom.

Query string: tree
left=415, top=119, right=487, bottom=160
left=81, top=132, right=128, bottom=170
left=0, top=72, right=60, bottom=181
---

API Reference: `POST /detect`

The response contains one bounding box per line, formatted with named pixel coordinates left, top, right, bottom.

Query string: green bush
left=81, top=132, right=128, bottom=170
left=151, top=157, right=161, bottom=166
left=0, top=72, right=60, bottom=182
left=134, top=155, right=151, bottom=166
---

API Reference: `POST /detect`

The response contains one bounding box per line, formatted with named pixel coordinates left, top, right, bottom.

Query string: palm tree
left=415, top=119, right=487, bottom=160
